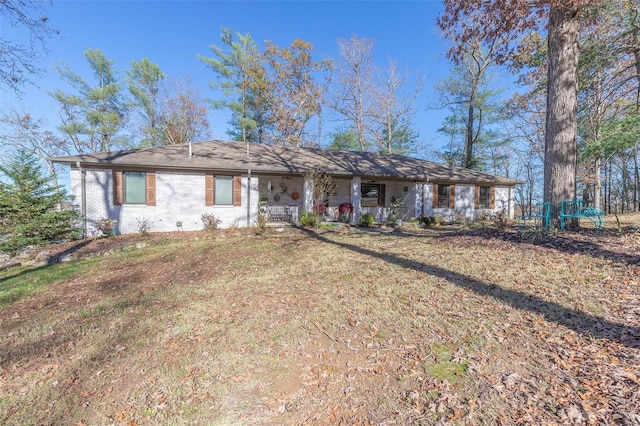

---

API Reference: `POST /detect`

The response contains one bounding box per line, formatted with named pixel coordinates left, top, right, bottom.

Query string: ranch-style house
left=50, top=140, right=519, bottom=235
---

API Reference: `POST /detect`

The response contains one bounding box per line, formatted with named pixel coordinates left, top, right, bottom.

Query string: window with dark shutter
left=449, top=185, right=455, bottom=209
left=205, top=174, right=214, bottom=206
left=114, top=170, right=156, bottom=206
left=436, top=184, right=451, bottom=208
left=113, top=170, right=123, bottom=205
left=475, top=185, right=493, bottom=209
left=233, top=176, right=242, bottom=206
left=123, top=171, right=146, bottom=204
left=146, top=172, right=156, bottom=206
left=432, top=183, right=438, bottom=209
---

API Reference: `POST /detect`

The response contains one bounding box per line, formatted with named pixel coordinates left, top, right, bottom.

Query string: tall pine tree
left=0, top=152, right=79, bottom=255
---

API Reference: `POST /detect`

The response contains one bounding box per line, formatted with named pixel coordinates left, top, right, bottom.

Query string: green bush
left=359, top=213, right=375, bottom=228
left=420, top=215, right=434, bottom=227
left=433, top=215, right=444, bottom=225
left=0, top=151, right=80, bottom=256
left=300, top=211, right=321, bottom=228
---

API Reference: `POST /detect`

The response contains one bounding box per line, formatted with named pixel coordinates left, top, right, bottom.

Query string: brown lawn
left=1, top=214, right=639, bottom=425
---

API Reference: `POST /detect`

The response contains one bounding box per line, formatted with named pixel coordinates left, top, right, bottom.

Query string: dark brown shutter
left=113, top=170, right=123, bottom=205
left=474, top=185, right=480, bottom=209
left=146, top=172, right=156, bottom=206
left=378, top=184, right=386, bottom=207
left=205, top=174, right=214, bottom=206
left=449, top=185, right=455, bottom=209
left=490, top=186, right=495, bottom=209
left=432, top=183, right=438, bottom=209
left=233, top=176, right=242, bottom=206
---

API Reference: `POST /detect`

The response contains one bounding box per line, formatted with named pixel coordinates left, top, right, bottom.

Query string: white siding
left=426, top=183, right=513, bottom=222
left=70, top=166, right=516, bottom=234
left=455, top=184, right=475, bottom=219
left=495, top=186, right=512, bottom=217
left=72, top=167, right=258, bottom=235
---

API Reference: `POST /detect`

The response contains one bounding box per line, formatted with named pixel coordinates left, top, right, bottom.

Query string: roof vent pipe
left=188, top=141, right=192, bottom=158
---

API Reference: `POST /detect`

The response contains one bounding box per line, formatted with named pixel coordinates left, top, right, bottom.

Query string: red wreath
left=290, top=191, right=300, bottom=200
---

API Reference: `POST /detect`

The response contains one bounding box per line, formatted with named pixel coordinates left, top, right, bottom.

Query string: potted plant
left=313, top=201, right=328, bottom=216
left=96, top=218, right=117, bottom=236
left=420, top=215, right=433, bottom=228
left=338, top=202, right=354, bottom=223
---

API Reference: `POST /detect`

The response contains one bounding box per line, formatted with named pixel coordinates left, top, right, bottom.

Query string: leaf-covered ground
left=1, top=216, right=639, bottom=425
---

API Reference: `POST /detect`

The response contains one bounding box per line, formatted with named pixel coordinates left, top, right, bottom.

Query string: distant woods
left=1, top=1, right=639, bottom=215
left=199, top=29, right=422, bottom=153
left=439, top=0, right=640, bottom=216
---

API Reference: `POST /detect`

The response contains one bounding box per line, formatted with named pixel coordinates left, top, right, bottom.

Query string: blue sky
left=2, top=0, right=460, bottom=154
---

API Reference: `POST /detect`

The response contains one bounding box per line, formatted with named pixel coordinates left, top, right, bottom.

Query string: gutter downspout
left=247, top=169, right=252, bottom=227
left=76, top=161, right=87, bottom=238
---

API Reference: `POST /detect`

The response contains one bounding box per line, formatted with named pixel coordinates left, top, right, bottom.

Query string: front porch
left=256, top=174, right=419, bottom=225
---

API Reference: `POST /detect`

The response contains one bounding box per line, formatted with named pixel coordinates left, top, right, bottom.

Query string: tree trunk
left=632, top=7, right=640, bottom=211
left=607, top=160, right=612, bottom=213
left=594, top=158, right=601, bottom=209
left=543, top=4, right=580, bottom=225
left=465, top=89, right=476, bottom=169
left=634, top=144, right=639, bottom=211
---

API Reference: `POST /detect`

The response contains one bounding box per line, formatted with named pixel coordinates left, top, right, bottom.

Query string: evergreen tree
left=327, top=127, right=360, bottom=151
left=0, top=152, right=79, bottom=255
left=52, top=49, right=128, bottom=153
left=199, top=27, right=267, bottom=143
left=127, top=58, right=165, bottom=147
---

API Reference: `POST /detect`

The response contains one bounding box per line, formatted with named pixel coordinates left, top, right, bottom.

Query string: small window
left=124, top=171, right=146, bottom=204
left=437, top=184, right=450, bottom=208
left=361, top=183, right=381, bottom=207
left=478, top=186, right=491, bottom=209
left=215, top=176, right=233, bottom=205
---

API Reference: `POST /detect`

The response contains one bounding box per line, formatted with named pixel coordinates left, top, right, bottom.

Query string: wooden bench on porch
left=559, top=199, right=604, bottom=231
left=262, top=205, right=300, bottom=223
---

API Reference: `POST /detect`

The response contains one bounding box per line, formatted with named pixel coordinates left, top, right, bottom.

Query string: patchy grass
left=1, top=217, right=639, bottom=425
left=0, top=257, right=104, bottom=308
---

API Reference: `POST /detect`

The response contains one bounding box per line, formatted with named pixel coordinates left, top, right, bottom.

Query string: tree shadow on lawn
left=403, top=226, right=640, bottom=267
left=300, top=228, right=640, bottom=350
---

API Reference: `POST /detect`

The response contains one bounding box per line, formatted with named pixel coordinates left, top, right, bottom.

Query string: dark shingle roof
left=50, top=140, right=518, bottom=185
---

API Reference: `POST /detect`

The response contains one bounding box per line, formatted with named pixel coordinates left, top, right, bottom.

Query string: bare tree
left=0, top=0, right=58, bottom=94
left=159, top=76, right=211, bottom=145
left=435, top=30, right=505, bottom=169
left=0, top=109, right=70, bottom=189
left=371, top=60, right=422, bottom=154
left=327, top=36, right=377, bottom=151
left=262, top=39, right=331, bottom=146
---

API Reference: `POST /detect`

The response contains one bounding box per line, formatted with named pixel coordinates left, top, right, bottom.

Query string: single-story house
left=50, top=140, right=519, bottom=235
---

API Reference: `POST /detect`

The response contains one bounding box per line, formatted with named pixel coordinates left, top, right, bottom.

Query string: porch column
left=303, top=177, right=314, bottom=213
left=351, top=176, right=361, bottom=224
left=246, top=174, right=259, bottom=227
left=414, top=182, right=425, bottom=218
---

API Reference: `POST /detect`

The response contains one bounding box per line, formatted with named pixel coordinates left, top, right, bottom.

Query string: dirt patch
left=1, top=218, right=640, bottom=425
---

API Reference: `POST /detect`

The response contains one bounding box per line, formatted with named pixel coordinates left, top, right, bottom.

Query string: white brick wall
left=69, top=166, right=515, bottom=235
left=424, top=183, right=515, bottom=220
left=72, top=167, right=258, bottom=235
